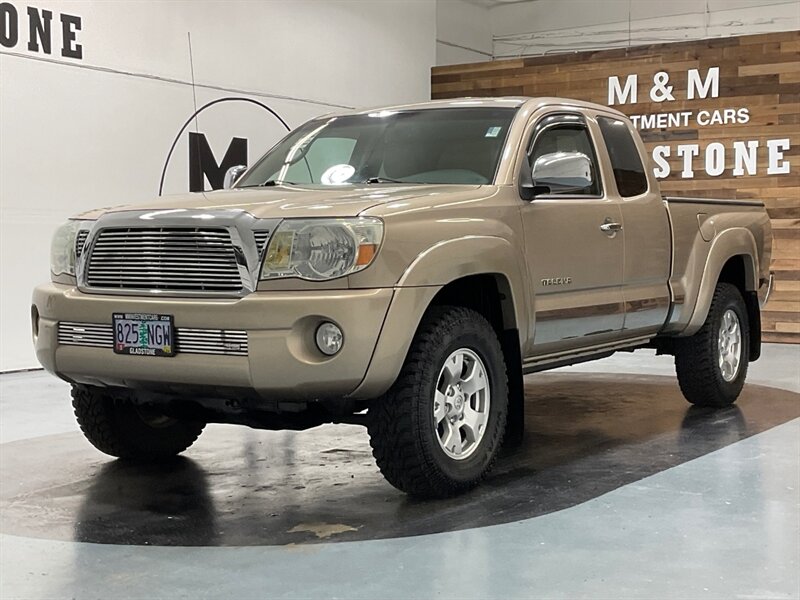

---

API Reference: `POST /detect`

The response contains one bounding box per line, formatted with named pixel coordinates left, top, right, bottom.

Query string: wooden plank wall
left=432, top=31, right=799, bottom=343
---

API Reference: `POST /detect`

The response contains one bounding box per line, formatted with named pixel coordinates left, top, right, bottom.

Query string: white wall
left=491, top=0, right=800, bottom=57
left=0, top=0, right=435, bottom=371
left=436, top=0, right=492, bottom=65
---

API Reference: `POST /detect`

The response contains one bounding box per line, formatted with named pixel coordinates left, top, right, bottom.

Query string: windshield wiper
left=238, top=180, right=296, bottom=188
left=362, top=177, right=406, bottom=184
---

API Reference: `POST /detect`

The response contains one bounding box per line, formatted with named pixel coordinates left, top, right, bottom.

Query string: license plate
left=112, top=313, right=175, bottom=357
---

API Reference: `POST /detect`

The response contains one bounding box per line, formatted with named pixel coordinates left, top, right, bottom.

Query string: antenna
left=187, top=32, right=199, bottom=134
left=627, top=0, right=632, bottom=50
left=186, top=31, right=205, bottom=195
left=158, top=31, right=205, bottom=196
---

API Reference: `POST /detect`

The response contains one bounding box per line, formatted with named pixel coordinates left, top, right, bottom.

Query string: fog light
left=315, top=322, right=343, bottom=356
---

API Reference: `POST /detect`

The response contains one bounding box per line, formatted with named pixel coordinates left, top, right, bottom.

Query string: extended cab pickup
left=32, top=97, right=773, bottom=498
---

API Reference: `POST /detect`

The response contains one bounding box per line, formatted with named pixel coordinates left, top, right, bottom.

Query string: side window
left=529, top=122, right=602, bottom=197
left=597, top=117, right=648, bottom=197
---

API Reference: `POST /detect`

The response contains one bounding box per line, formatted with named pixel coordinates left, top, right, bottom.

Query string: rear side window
left=597, top=117, right=648, bottom=197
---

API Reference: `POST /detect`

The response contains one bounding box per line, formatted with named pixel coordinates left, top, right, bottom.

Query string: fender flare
left=397, top=235, right=528, bottom=333
left=684, top=227, right=758, bottom=336
left=349, top=236, right=529, bottom=400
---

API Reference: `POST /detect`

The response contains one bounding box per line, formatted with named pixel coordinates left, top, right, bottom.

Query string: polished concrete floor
left=1, top=344, right=798, bottom=598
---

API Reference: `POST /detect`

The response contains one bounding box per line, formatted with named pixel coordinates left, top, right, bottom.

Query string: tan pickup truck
left=32, top=97, right=773, bottom=498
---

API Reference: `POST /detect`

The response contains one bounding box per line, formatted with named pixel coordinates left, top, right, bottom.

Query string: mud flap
left=501, top=329, right=525, bottom=447
left=745, top=291, right=761, bottom=362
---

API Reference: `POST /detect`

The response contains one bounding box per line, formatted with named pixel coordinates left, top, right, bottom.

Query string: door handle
left=600, top=219, right=623, bottom=237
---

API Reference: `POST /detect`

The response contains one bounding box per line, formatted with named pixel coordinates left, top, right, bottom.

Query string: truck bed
left=661, top=195, right=772, bottom=336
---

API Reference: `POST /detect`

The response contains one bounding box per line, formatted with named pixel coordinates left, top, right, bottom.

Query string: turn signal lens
left=356, top=244, right=377, bottom=266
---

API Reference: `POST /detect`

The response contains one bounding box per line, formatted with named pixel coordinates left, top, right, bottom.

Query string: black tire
left=367, top=306, right=508, bottom=498
left=675, top=282, right=750, bottom=407
left=71, top=384, right=205, bottom=461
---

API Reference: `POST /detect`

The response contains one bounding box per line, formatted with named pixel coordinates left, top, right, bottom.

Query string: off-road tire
left=675, top=282, right=750, bottom=407
left=72, top=384, right=205, bottom=460
left=367, top=306, right=509, bottom=498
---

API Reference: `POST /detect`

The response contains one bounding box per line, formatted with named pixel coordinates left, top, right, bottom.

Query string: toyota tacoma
left=32, top=97, right=773, bottom=498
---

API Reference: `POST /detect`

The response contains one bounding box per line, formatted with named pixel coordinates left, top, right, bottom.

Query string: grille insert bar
left=58, top=322, right=248, bottom=356
left=85, top=227, right=243, bottom=293
left=254, top=230, right=270, bottom=257
left=75, top=230, right=89, bottom=258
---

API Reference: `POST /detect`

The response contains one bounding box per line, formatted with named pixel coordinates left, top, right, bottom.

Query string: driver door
left=520, top=114, right=625, bottom=357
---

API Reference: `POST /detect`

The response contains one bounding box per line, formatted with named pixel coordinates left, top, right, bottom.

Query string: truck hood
left=87, top=184, right=485, bottom=220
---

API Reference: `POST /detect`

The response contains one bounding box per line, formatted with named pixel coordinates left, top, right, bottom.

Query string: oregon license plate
left=112, top=313, right=175, bottom=357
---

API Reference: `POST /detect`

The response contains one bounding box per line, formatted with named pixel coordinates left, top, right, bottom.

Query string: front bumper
left=32, top=283, right=396, bottom=401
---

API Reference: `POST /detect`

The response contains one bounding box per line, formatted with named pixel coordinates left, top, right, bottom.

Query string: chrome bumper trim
left=57, top=322, right=249, bottom=356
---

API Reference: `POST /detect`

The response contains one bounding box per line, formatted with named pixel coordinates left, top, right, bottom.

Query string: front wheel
left=675, top=282, right=750, bottom=407
left=367, top=306, right=508, bottom=498
left=72, top=385, right=205, bottom=461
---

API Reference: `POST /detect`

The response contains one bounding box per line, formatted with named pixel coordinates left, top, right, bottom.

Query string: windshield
left=237, top=107, right=517, bottom=187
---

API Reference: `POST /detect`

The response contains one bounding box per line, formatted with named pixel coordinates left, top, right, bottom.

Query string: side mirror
left=223, top=165, right=247, bottom=189
left=520, top=151, right=593, bottom=200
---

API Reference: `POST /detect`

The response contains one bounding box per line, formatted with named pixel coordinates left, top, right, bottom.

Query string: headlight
left=261, top=218, right=383, bottom=281
left=50, top=220, right=88, bottom=277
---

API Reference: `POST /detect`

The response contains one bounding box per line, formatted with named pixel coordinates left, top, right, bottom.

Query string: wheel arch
left=351, top=241, right=527, bottom=441
left=427, top=273, right=525, bottom=446
left=683, top=228, right=758, bottom=337
left=396, top=235, right=528, bottom=338
left=429, top=273, right=519, bottom=333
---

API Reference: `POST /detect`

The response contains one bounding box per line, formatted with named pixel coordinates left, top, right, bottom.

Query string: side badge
left=541, top=277, right=573, bottom=287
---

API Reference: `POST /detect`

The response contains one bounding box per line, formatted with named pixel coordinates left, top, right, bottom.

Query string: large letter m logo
left=189, top=132, right=247, bottom=192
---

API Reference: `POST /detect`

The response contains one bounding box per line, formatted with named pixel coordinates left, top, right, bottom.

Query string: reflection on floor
left=1, top=345, right=798, bottom=598
left=2, top=373, right=799, bottom=547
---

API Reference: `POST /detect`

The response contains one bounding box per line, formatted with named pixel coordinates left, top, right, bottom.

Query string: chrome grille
left=57, top=322, right=111, bottom=348
left=58, top=322, right=248, bottom=356
left=253, top=231, right=270, bottom=257
left=75, top=230, right=89, bottom=258
left=85, top=228, right=243, bottom=292
left=173, top=329, right=248, bottom=356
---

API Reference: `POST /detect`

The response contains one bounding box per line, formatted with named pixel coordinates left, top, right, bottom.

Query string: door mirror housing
left=519, top=151, right=593, bottom=200
left=223, top=165, right=248, bottom=189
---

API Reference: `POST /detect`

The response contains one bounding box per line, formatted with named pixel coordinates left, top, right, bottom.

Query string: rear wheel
left=367, top=306, right=508, bottom=498
left=675, top=282, right=750, bottom=407
left=72, top=384, right=205, bottom=461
